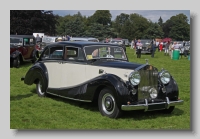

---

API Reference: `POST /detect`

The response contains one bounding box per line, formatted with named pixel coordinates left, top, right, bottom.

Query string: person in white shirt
left=130, top=39, right=134, bottom=49
left=156, top=40, right=159, bottom=51
left=136, top=39, right=143, bottom=58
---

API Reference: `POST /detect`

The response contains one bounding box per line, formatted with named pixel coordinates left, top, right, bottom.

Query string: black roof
left=10, top=35, right=35, bottom=38
left=46, top=41, right=121, bottom=48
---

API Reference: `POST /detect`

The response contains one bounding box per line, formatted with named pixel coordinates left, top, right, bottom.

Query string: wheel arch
left=90, top=74, right=129, bottom=107
left=24, top=62, right=49, bottom=92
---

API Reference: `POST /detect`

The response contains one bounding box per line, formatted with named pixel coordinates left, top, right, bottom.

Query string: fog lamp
left=149, top=88, right=158, bottom=99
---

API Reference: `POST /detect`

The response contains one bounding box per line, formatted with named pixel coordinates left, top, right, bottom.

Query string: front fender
left=10, top=50, right=20, bottom=59
left=24, top=62, right=49, bottom=91
left=164, top=76, right=179, bottom=100
left=83, top=73, right=130, bottom=107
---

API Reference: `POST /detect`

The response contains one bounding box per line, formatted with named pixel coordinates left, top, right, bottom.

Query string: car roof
left=46, top=41, right=121, bottom=48
left=10, top=35, right=35, bottom=38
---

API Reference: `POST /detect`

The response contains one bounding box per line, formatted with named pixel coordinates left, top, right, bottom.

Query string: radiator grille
left=137, top=65, right=158, bottom=101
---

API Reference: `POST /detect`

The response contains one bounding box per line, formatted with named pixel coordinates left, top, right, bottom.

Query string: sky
left=52, top=10, right=190, bottom=23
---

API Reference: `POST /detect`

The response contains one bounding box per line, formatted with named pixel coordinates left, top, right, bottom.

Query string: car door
left=60, top=46, right=86, bottom=88
left=22, top=37, right=35, bottom=60
left=42, top=45, right=64, bottom=89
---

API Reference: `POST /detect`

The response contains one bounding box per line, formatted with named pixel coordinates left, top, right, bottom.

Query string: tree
left=129, top=13, right=150, bottom=39
left=112, top=13, right=129, bottom=34
left=163, top=13, right=190, bottom=40
left=144, top=22, right=164, bottom=39
left=10, top=10, right=58, bottom=35
left=88, top=10, right=112, bottom=25
left=158, top=16, right=163, bottom=27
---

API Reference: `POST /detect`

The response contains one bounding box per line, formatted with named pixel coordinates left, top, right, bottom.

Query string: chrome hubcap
left=102, top=93, right=115, bottom=115
left=37, top=81, right=44, bottom=95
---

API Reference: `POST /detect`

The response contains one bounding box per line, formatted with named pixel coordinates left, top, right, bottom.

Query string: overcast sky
left=52, top=10, right=190, bottom=23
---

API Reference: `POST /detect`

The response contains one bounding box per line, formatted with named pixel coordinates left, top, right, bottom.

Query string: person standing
left=183, top=40, right=186, bottom=47
left=105, top=38, right=109, bottom=43
left=156, top=40, right=159, bottom=51
left=151, top=39, right=156, bottom=57
left=130, top=39, right=134, bottom=49
left=66, top=35, right=70, bottom=41
left=159, top=42, right=163, bottom=52
left=136, top=39, right=143, bottom=58
left=169, top=41, right=173, bottom=58
left=36, top=34, right=41, bottom=43
left=164, top=41, right=170, bottom=55
left=134, top=38, right=137, bottom=48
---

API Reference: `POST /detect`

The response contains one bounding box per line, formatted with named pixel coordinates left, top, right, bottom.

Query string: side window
left=23, top=38, right=30, bottom=45
left=64, top=47, right=84, bottom=61
left=49, top=46, right=63, bottom=59
left=41, top=46, right=63, bottom=60
left=41, top=48, right=50, bottom=59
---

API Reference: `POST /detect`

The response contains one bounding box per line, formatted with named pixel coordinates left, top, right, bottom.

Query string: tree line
left=10, top=10, right=190, bottom=41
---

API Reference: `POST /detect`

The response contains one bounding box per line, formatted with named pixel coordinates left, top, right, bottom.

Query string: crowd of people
left=130, top=39, right=190, bottom=59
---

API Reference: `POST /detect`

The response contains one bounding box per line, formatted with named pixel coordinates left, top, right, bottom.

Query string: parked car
left=70, top=37, right=99, bottom=42
left=140, top=39, right=152, bottom=54
left=10, top=35, right=39, bottom=68
left=122, top=39, right=130, bottom=46
left=21, top=41, right=184, bottom=118
left=109, top=39, right=126, bottom=52
left=39, top=36, right=59, bottom=53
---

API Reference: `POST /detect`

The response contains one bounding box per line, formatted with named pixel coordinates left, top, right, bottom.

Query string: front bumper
left=121, top=97, right=184, bottom=111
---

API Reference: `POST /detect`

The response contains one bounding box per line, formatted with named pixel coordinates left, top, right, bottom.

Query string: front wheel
left=13, top=56, right=20, bottom=68
left=98, top=88, right=122, bottom=118
left=36, top=80, right=47, bottom=97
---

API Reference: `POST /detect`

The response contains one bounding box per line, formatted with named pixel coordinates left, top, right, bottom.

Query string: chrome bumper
left=121, top=97, right=184, bottom=111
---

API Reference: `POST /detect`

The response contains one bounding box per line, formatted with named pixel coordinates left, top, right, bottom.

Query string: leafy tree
left=65, top=14, right=85, bottom=37
left=158, top=16, right=163, bottom=27
left=10, top=10, right=58, bottom=35
left=129, top=13, right=150, bottom=39
left=163, top=13, right=190, bottom=40
left=144, top=22, right=164, bottom=39
left=88, top=10, right=112, bottom=25
left=112, top=13, right=129, bottom=34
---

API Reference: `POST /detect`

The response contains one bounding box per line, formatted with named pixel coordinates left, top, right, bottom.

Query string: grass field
left=10, top=47, right=190, bottom=129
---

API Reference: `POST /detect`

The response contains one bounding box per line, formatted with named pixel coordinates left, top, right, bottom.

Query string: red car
left=10, top=35, right=39, bottom=68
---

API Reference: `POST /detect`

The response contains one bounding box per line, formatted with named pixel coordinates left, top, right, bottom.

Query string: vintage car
left=21, top=41, right=184, bottom=118
left=70, top=37, right=99, bottom=42
left=122, top=39, right=130, bottom=46
left=109, top=39, right=126, bottom=52
left=10, top=35, right=39, bottom=68
left=140, top=39, right=152, bottom=54
left=39, top=36, right=59, bottom=53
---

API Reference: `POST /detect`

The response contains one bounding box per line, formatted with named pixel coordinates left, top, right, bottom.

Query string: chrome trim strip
left=46, top=92, right=92, bottom=102
left=121, top=97, right=184, bottom=111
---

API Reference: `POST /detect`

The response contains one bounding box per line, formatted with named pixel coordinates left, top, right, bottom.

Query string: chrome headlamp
left=149, top=88, right=158, bottom=98
left=129, top=71, right=141, bottom=86
left=159, top=70, right=171, bottom=84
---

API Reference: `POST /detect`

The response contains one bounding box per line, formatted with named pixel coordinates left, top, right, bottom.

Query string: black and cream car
left=21, top=41, right=184, bottom=118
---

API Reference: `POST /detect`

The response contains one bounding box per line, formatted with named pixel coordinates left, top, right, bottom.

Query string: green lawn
left=10, top=47, right=190, bottom=129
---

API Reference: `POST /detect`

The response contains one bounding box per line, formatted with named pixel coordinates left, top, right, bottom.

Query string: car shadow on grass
left=10, top=93, right=34, bottom=101
left=29, top=88, right=184, bottom=119
left=30, top=89, right=100, bottom=112
left=121, top=108, right=184, bottom=120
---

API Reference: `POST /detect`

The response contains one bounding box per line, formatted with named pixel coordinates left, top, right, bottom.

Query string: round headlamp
left=159, top=70, right=171, bottom=84
left=149, top=88, right=158, bottom=98
left=129, top=71, right=141, bottom=86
